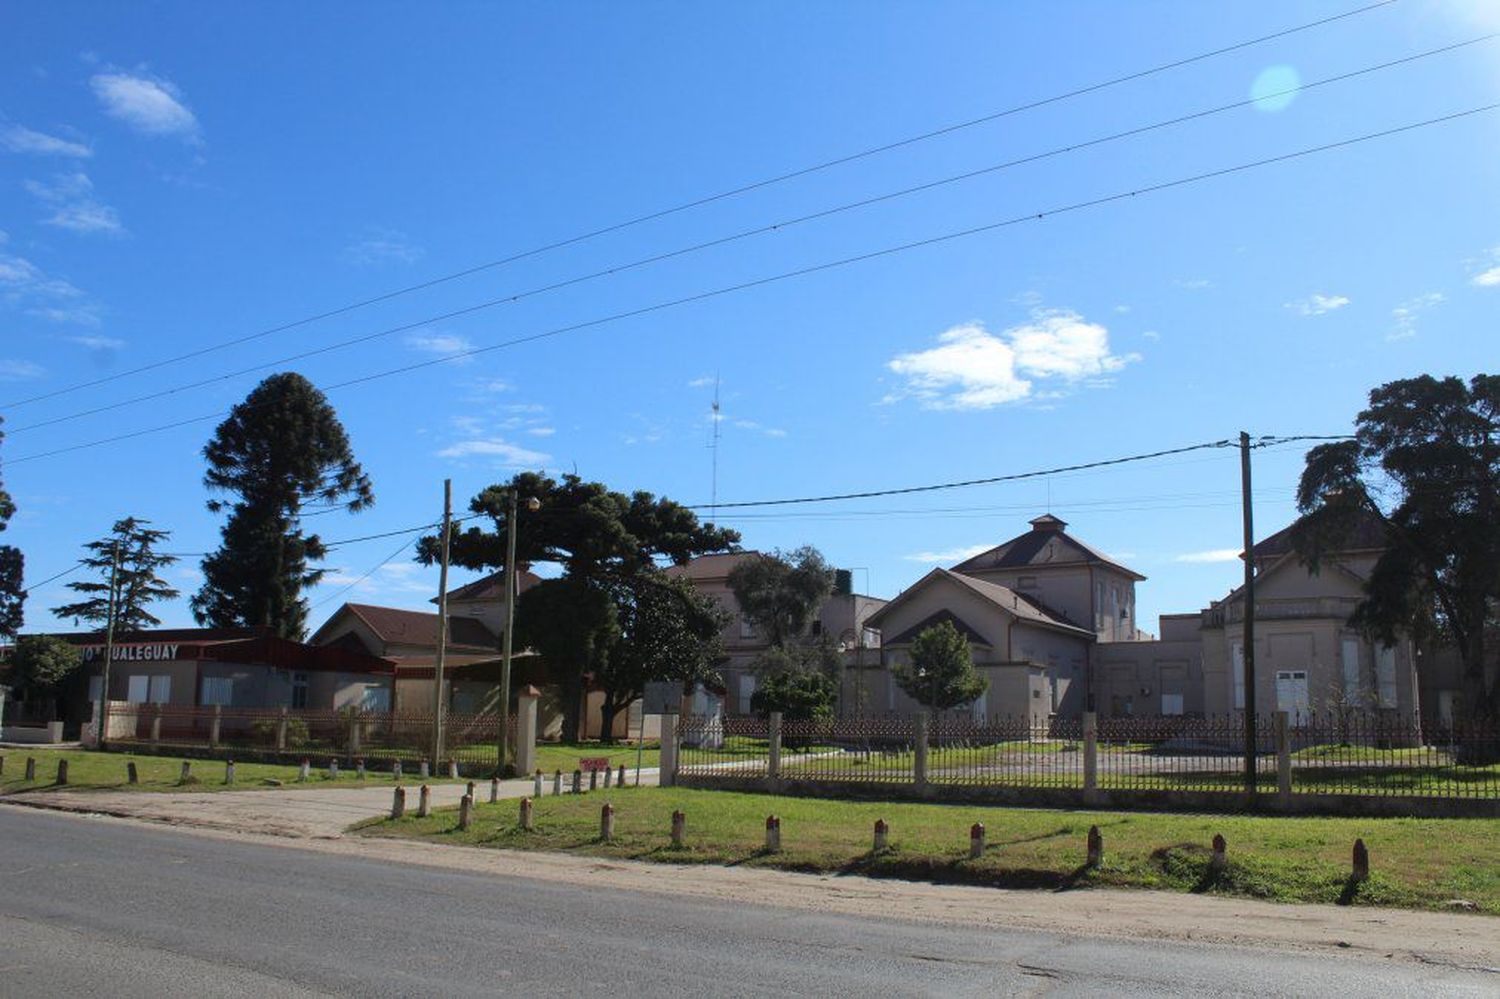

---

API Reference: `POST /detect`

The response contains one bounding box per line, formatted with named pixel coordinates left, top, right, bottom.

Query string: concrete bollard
left=873, top=819, right=889, bottom=853
left=393, top=760, right=403, bottom=781
left=553, top=770, right=562, bottom=796
left=1210, top=834, right=1227, bottom=874
left=328, top=759, right=339, bottom=780
left=969, top=822, right=986, bottom=860
left=449, top=761, right=459, bottom=780
left=532, top=771, right=542, bottom=800
left=671, top=810, right=686, bottom=848
left=589, top=768, right=599, bottom=792
left=419, top=760, right=430, bottom=780
left=572, top=769, right=582, bottom=794
left=493, top=776, right=503, bottom=804
left=179, top=760, right=192, bottom=783
left=764, top=815, right=782, bottom=853
left=458, top=794, right=473, bottom=831
left=600, top=802, right=615, bottom=842
left=604, top=766, right=613, bottom=788
left=1086, top=825, right=1102, bottom=868
left=466, top=781, right=476, bottom=801
left=417, top=784, right=431, bottom=818
left=126, top=761, right=139, bottom=784
left=225, top=760, right=236, bottom=785
left=519, top=796, right=534, bottom=831
left=298, top=759, right=311, bottom=782
left=391, top=786, right=406, bottom=819
left=356, top=758, right=366, bottom=780
left=618, top=764, right=628, bottom=788
left=1352, top=839, right=1369, bottom=882
left=56, top=759, right=68, bottom=785
left=25, top=757, right=36, bottom=782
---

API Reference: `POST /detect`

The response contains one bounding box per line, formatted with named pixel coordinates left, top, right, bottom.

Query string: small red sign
left=579, top=757, right=611, bottom=772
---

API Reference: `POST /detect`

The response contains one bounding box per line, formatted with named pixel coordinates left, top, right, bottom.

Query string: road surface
left=0, top=808, right=1493, bottom=997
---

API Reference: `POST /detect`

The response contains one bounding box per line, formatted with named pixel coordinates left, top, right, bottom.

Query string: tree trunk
left=559, top=678, right=583, bottom=745
left=598, top=695, right=621, bottom=746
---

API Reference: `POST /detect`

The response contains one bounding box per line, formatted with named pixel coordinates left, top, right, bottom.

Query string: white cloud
left=0, top=359, right=46, bottom=381
left=1174, top=278, right=1212, bottom=289
left=406, top=332, right=473, bottom=360
left=886, top=309, right=1140, bottom=410
left=1386, top=292, right=1445, bottom=341
left=688, top=376, right=717, bottom=388
left=2, top=124, right=91, bottom=157
left=903, top=544, right=992, bottom=564
left=67, top=334, right=124, bottom=351
left=321, top=560, right=433, bottom=598
left=24, top=172, right=124, bottom=235
left=1285, top=293, right=1350, bottom=316
left=1141, top=330, right=1161, bottom=341
left=1474, top=266, right=1500, bottom=288
left=729, top=418, right=788, bottom=439
left=1174, top=548, right=1241, bottom=564
left=346, top=227, right=423, bottom=266
left=91, top=71, right=199, bottom=139
left=526, top=427, right=556, bottom=437
left=436, top=438, right=550, bottom=466
left=0, top=250, right=103, bottom=325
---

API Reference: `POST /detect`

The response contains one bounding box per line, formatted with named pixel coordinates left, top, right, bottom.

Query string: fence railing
left=102, top=703, right=517, bottom=776
left=668, top=710, right=1500, bottom=816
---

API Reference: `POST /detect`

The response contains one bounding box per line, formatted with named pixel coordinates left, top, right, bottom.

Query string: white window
left=739, top=616, right=757, bottom=640
left=1161, top=693, right=1185, bottom=716
left=1231, top=643, right=1245, bottom=710
left=147, top=675, right=171, bottom=704
left=201, top=677, right=234, bottom=707
left=1340, top=637, right=1362, bottom=703
left=861, top=627, right=879, bottom=649
left=88, top=676, right=103, bottom=702
left=1375, top=644, right=1398, bottom=708
left=127, top=675, right=150, bottom=704
left=361, top=686, right=391, bottom=712
left=1275, top=670, right=1309, bottom=717
left=737, top=674, right=757, bottom=714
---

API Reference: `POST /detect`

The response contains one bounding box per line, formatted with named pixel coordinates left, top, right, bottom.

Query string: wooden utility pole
left=431, top=480, right=453, bottom=768
left=497, top=489, right=519, bottom=776
left=97, top=541, right=121, bottom=748
left=1240, top=431, right=1257, bottom=797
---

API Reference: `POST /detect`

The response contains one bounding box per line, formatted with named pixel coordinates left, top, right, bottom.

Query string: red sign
left=579, top=757, right=610, bottom=772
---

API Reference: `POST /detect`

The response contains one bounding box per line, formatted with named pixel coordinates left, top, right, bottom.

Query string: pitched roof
left=950, top=514, right=1145, bottom=581
left=881, top=608, right=993, bottom=648
left=662, top=550, right=759, bottom=581
left=867, top=568, right=1094, bottom=639
left=341, top=603, right=497, bottom=652
left=435, top=568, right=543, bottom=604
left=1250, top=509, right=1388, bottom=561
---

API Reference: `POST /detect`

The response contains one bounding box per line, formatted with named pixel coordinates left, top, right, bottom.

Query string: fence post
left=1275, top=710, right=1292, bottom=808
left=913, top=712, right=929, bottom=791
left=1082, top=710, right=1099, bottom=805
left=150, top=706, right=162, bottom=745
left=519, top=796, right=534, bottom=831
left=349, top=710, right=362, bottom=756
left=276, top=707, right=288, bottom=752
left=515, top=687, right=539, bottom=776
left=658, top=712, right=679, bottom=788
left=209, top=704, right=222, bottom=749
left=767, top=711, right=783, bottom=789
left=390, top=786, right=406, bottom=819
left=458, top=793, right=473, bottom=831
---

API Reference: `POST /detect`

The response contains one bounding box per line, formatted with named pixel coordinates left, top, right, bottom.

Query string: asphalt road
left=0, top=808, right=1492, bottom=998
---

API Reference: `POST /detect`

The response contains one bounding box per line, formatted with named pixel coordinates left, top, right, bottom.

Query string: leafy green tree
left=0, top=417, right=23, bottom=640
left=596, top=572, right=727, bottom=740
left=7, top=634, right=81, bottom=711
left=513, top=576, right=619, bottom=743
left=1293, top=374, right=1500, bottom=728
left=192, top=373, right=373, bottom=639
left=750, top=652, right=839, bottom=724
left=53, top=517, right=179, bottom=631
left=727, top=546, right=835, bottom=648
left=892, top=619, right=988, bottom=712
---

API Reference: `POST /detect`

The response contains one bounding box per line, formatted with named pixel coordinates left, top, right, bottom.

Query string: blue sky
left=3, top=1, right=1498, bottom=636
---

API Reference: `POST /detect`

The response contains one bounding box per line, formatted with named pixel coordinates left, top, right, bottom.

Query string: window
left=970, top=688, right=988, bottom=723
left=147, top=675, right=171, bottom=704
left=861, top=627, right=879, bottom=649
left=739, top=616, right=757, bottom=640
left=737, top=674, right=757, bottom=714
left=1375, top=644, right=1398, bottom=708
left=291, top=671, right=309, bottom=709
left=361, top=686, right=391, bottom=712
left=1340, top=638, right=1362, bottom=703
left=1231, top=643, right=1245, bottom=710
left=201, top=677, right=234, bottom=707
left=127, top=675, right=150, bottom=704
left=1161, top=693, right=1185, bottom=716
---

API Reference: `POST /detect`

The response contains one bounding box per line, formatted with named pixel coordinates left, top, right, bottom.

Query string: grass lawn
left=363, top=786, right=1500, bottom=915
left=0, top=748, right=461, bottom=794
left=532, top=742, right=661, bottom=775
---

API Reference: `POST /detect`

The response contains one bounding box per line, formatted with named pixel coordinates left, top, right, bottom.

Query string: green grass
left=364, top=786, right=1500, bottom=915
left=531, top=742, right=661, bottom=775
left=0, top=748, right=461, bottom=794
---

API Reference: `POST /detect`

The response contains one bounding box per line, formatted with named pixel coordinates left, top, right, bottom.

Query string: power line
left=11, top=101, right=1493, bottom=467
left=0, top=0, right=1398, bottom=413
left=309, top=537, right=420, bottom=611
left=20, top=560, right=85, bottom=592
left=14, top=32, right=1491, bottom=438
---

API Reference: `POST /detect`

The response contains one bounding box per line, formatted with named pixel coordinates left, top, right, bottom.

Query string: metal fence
left=671, top=710, right=1500, bottom=814
left=102, top=703, right=514, bottom=775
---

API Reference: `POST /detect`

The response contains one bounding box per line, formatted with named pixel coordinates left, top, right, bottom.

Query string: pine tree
left=192, top=372, right=373, bottom=639
left=0, top=416, right=23, bottom=639
left=52, top=517, right=180, bottom=631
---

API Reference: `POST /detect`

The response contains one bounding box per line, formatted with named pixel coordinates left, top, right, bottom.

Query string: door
left=1275, top=670, right=1309, bottom=718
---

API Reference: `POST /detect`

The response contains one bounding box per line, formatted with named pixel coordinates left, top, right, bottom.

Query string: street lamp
left=497, top=491, right=540, bottom=776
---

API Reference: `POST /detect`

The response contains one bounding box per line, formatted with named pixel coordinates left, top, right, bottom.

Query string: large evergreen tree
left=729, top=546, right=841, bottom=719
left=892, top=619, right=988, bottom=712
left=53, top=517, right=179, bottom=631
left=192, top=373, right=372, bottom=639
left=0, top=417, right=23, bottom=639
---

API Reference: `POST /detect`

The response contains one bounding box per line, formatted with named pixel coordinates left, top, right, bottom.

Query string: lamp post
left=498, top=490, right=540, bottom=776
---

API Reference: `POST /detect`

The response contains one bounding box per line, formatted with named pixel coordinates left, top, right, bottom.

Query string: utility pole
left=1239, top=431, right=1257, bottom=797
left=97, top=541, right=121, bottom=749
left=497, top=489, right=519, bottom=776
left=432, top=479, right=452, bottom=768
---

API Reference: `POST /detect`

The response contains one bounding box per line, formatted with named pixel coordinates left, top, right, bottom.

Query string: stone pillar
left=1275, top=710, right=1292, bottom=808
left=276, top=707, right=288, bottom=752
left=209, top=705, right=222, bottom=749
left=767, top=711, right=783, bottom=786
left=150, top=707, right=162, bottom=746
left=515, top=687, right=539, bottom=776
left=599, top=803, right=615, bottom=842
left=418, top=784, right=431, bottom=818
left=519, top=797, right=534, bottom=831
left=969, top=822, right=986, bottom=859
left=458, top=794, right=473, bottom=831
left=658, top=713, right=679, bottom=788
left=390, top=786, right=406, bottom=819
left=913, top=713, right=929, bottom=790
left=1082, top=711, right=1099, bottom=805
left=349, top=711, right=362, bottom=756
left=873, top=819, right=889, bottom=852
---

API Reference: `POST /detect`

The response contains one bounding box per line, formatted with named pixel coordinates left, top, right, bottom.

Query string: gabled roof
left=336, top=603, right=498, bottom=652
left=433, top=568, right=543, bottom=604
left=867, top=568, right=1094, bottom=640
left=950, top=514, right=1145, bottom=581
left=1250, top=509, right=1387, bottom=561
left=662, top=550, right=758, bottom=582
left=882, top=608, right=993, bottom=648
